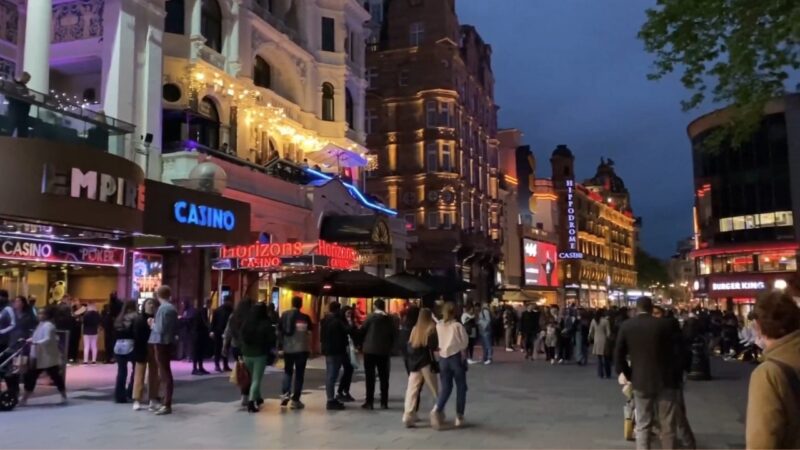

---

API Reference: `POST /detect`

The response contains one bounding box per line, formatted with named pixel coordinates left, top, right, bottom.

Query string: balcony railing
left=248, top=2, right=306, bottom=49
left=0, top=79, right=134, bottom=153
left=163, top=140, right=316, bottom=186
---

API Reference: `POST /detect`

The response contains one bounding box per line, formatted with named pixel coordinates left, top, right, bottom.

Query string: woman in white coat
left=588, top=309, right=612, bottom=379
left=20, top=306, right=67, bottom=405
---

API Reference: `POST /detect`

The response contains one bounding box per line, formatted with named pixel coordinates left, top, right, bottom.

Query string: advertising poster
left=131, top=253, right=163, bottom=306
left=523, top=239, right=559, bottom=287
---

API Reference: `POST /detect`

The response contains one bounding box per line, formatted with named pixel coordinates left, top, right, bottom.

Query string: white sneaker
left=132, top=401, right=144, bottom=411
left=467, top=359, right=478, bottom=365
left=558, top=359, right=564, bottom=364
left=483, top=360, right=492, bottom=365
left=148, top=401, right=162, bottom=412
left=550, top=359, right=555, bottom=365
left=402, top=412, right=417, bottom=428
left=505, top=347, right=513, bottom=352
left=455, top=415, right=465, bottom=428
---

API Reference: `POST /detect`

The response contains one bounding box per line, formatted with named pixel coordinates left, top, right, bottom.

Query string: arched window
left=345, top=88, right=354, bottom=130
left=165, top=0, right=185, bottom=34
left=201, top=0, right=222, bottom=53
left=253, top=56, right=271, bottom=89
left=322, top=83, right=335, bottom=122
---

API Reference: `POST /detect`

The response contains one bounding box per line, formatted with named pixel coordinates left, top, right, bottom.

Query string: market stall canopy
left=275, top=269, right=416, bottom=298
left=307, top=144, right=367, bottom=168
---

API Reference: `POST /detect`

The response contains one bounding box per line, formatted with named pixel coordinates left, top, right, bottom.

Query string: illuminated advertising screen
left=131, top=253, right=163, bottom=306
left=523, top=239, right=559, bottom=287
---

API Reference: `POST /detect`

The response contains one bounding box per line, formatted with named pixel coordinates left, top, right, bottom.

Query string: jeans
left=83, top=334, right=98, bottom=363
left=633, top=389, right=679, bottom=450
left=24, top=365, right=65, bottom=393
left=114, top=353, right=134, bottom=402
left=467, top=337, right=476, bottom=359
left=338, top=354, right=354, bottom=395
left=214, top=334, right=229, bottom=369
left=192, top=335, right=206, bottom=370
left=325, top=355, right=344, bottom=402
left=243, top=355, right=267, bottom=402
left=154, top=344, right=174, bottom=408
left=676, top=387, right=697, bottom=449
left=524, top=333, right=536, bottom=358
left=596, top=355, right=612, bottom=378
left=282, top=352, right=309, bottom=401
left=504, top=327, right=515, bottom=349
left=480, top=330, right=493, bottom=362
left=364, top=353, right=390, bottom=406
left=436, top=354, right=467, bottom=416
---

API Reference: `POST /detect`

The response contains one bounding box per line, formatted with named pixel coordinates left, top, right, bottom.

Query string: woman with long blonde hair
left=431, top=302, right=469, bottom=429
left=402, top=308, right=439, bottom=427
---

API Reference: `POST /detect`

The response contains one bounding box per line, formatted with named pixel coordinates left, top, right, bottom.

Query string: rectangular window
left=404, top=214, right=416, bottom=231
left=443, top=212, right=453, bottom=229
left=427, top=210, right=439, bottom=229
left=442, top=142, right=452, bottom=171
left=426, top=142, right=438, bottom=173
left=426, top=101, right=437, bottom=127
left=366, top=67, right=378, bottom=87
left=366, top=109, right=378, bottom=135
left=322, top=17, right=335, bottom=52
left=439, top=102, right=453, bottom=128
left=409, top=21, right=425, bottom=46
left=398, top=70, right=409, bottom=86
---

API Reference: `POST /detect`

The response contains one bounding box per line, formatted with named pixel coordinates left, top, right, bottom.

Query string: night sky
left=457, top=0, right=712, bottom=258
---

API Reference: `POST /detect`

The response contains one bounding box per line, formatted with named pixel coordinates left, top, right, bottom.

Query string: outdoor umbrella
left=276, top=269, right=416, bottom=298
left=421, top=274, right=475, bottom=295
left=385, top=272, right=436, bottom=297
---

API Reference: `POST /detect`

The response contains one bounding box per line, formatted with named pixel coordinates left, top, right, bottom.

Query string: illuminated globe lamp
left=188, top=158, right=228, bottom=194
left=774, top=279, right=788, bottom=291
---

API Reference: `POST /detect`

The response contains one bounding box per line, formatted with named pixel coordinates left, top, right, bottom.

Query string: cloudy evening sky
left=457, top=0, right=715, bottom=258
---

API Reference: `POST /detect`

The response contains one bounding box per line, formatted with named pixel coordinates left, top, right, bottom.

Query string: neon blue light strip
left=304, top=168, right=397, bottom=216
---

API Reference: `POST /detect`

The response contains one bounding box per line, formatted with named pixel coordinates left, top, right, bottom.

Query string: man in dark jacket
left=615, top=297, right=682, bottom=449
left=520, top=304, right=541, bottom=360
left=279, top=296, right=313, bottom=409
left=210, top=296, right=233, bottom=372
left=191, top=299, right=211, bottom=375
left=359, top=299, right=396, bottom=410
left=321, top=301, right=350, bottom=410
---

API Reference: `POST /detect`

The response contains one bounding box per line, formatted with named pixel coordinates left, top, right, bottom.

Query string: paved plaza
left=3, top=351, right=751, bottom=449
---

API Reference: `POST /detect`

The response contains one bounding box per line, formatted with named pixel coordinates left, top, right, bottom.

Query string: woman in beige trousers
left=402, top=308, right=440, bottom=427
left=132, top=298, right=160, bottom=411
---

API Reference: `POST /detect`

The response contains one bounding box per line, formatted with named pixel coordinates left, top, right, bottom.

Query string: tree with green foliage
left=639, top=0, right=800, bottom=147
left=636, top=248, right=670, bottom=289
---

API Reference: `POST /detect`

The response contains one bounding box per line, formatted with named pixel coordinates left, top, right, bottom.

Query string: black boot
left=247, top=401, right=258, bottom=413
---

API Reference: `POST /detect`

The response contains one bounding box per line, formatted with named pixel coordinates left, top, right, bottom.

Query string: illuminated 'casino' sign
left=173, top=201, right=236, bottom=231
left=560, top=179, right=583, bottom=260
left=220, top=240, right=358, bottom=270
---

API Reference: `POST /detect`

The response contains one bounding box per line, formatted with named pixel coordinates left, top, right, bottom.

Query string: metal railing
left=0, top=79, right=134, bottom=153
left=248, top=2, right=306, bottom=49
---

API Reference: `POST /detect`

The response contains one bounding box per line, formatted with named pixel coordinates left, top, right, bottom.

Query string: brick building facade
left=363, top=0, right=501, bottom=302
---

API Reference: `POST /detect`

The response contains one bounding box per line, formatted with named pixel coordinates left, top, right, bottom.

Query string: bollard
left=687, top=335, right=712, bottom=380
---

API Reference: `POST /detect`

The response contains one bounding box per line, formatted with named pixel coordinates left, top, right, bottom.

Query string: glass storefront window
left=719, top=211, right=793, bottom=232
left=759, top=252, right=797, bottom=272
left=698, top=257, right=711, bottom=275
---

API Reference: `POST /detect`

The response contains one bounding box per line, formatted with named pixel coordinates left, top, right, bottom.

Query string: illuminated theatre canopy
left=219, top=240, right=359, bottom=270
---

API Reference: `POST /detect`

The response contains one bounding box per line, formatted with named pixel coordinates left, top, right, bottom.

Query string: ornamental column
left=22, top=0, right=52, bottom=92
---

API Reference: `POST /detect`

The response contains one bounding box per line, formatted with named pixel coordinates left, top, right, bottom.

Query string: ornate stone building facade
left=548, top=145, right=637, bottom=306
left=363, top=0, right=502, bottom=302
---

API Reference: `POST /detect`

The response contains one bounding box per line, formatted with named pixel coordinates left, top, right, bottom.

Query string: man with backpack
left=477, top=303, right=493, bottom=365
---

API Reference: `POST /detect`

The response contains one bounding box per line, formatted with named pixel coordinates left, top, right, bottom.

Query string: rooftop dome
left=586, top=157, right=627, bottom=194
left=551, top=144, right=574, bottom=158
left=187, top=159, right=227, bottom=194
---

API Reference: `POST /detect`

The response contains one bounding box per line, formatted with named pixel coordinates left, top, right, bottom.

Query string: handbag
left=230, top=359, right=250, bottom=390
left=347, top=336, right=360, bottom=370
left=113, top=339, right=134, bottom=356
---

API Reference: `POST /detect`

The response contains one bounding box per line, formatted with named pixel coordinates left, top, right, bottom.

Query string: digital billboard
left=523, top=239, right=559, bottom=287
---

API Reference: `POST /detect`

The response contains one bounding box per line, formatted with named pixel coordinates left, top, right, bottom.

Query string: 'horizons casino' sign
left=220, top=240, right=358, bottom=270
left=559, top=179, right=583, bottom=260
